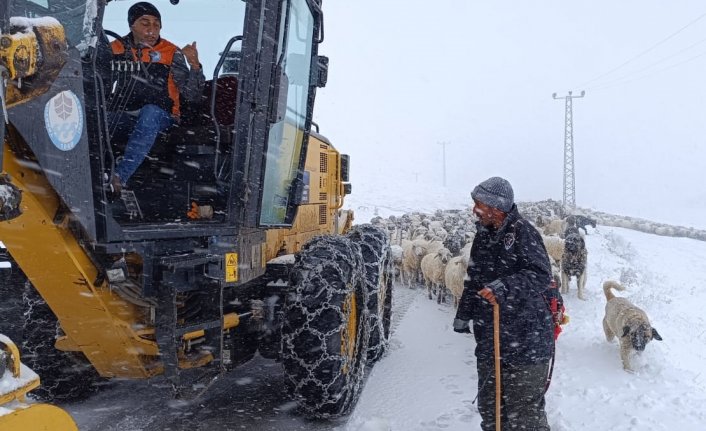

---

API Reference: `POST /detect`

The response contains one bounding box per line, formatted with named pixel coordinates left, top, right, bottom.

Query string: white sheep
left=444, top=255, right=468, bottom=309
left=390, top=244, right=404, bottom=283
left=427, top=220, right=449, bottom=241
left=410, top=225, right=429, bottom=240
left=543, top=219, right=566, bottom=237
left=423, top=239, right=445, bottom=255
left=401, top=238, right=430, bottom=287
left=542, top=235, right=565, bottom=266
left=459, top=241, right=473, bottom=260
left=420, top=247, right=452, bottom=303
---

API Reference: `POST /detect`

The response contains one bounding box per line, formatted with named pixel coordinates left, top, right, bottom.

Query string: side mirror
left=268, top=63, right=288, bottom=124
left=340, top=154, right=349, bottom=182
left=291, top=170, right=306, bottom=205
left=313, top=55, right=328, bottom=88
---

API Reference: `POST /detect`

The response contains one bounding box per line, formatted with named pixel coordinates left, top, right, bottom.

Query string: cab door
left=257, top=0, right=319, bottom=227
left=230, top=0, right=322, bottom=228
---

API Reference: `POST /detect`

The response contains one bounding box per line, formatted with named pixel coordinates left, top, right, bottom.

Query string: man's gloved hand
left=453, top=318, right=471, bottom=334
left=477, top=287, right=497, bottom=305
left=477, top=279, right=505, bottom=305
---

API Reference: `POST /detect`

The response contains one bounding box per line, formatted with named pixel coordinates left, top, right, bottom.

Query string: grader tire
left=281, top=235, right=369, bottom=419
left=0, top=258, right=26, bottom=343
left=346, top=224, right=393, bottom=363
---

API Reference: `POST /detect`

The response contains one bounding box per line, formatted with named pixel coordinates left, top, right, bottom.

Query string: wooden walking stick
left=493, top=302, right=501, bottom=431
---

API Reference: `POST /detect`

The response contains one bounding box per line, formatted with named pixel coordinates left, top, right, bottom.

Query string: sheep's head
left=438, top=248, right=452, bottom=264
left=413, top=244, right=427, bottom=256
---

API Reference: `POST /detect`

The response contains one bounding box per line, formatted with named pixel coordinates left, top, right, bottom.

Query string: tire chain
left=346, top=224, right=393, bottom=362
left=281, top=235, right=370, bottom=418
left=18, top=277, right=99, bottom=400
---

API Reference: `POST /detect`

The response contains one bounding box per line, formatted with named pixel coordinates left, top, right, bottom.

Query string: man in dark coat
left=453, top=176, right=554, bottom=431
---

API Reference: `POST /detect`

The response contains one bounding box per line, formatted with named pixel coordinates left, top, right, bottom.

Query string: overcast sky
left=312, top=0, right=706, bottom=227
left=104, top=0, right=706, bottom=227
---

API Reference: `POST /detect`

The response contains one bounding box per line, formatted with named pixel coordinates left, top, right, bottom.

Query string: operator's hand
left=453, top=318, right=471, bottom=334
left=182, top=42, right=201, bottom=70
left=477, top=287, right=497, bottom=305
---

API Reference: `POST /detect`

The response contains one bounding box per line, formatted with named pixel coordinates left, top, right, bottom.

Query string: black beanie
left=128, top=2, right=161, bottom=26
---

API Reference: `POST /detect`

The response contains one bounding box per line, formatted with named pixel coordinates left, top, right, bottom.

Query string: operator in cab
left=106, top=1, right=205, bottom=197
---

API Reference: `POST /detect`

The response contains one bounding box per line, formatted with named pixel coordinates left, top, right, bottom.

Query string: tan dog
left=602, top=280, right=662, bottom=371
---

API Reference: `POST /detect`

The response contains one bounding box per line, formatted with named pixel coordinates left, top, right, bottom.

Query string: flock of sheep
left=371, top=209, right=476, bottom=307
left=371, top=198, right=706, bottom=309
left=370, top=201, right=597, bottom=308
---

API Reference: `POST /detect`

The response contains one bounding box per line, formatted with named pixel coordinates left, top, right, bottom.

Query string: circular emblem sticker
left=44, top=90, right=84, bottom=151
left=504, top=232, right=516, bottom=250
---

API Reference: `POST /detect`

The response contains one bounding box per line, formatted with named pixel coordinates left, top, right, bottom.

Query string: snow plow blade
left=0, top=404, right=78, bottom=431
left=0, top=334, right=78, bottom=431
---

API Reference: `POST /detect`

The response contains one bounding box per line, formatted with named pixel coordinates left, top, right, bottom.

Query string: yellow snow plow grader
left=0, top=334, right=78, bottom=431
left=0, top=0, right=391, bottom=420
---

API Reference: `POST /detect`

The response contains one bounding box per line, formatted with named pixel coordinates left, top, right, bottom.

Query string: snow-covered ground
left=342, top=224, right=706, bottom=431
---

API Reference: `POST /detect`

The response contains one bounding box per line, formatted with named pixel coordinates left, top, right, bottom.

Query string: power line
left=585, top=35, right=706, bottom=91
left=576, top=10, right=706, bottom=89
left=590, top=48, right=706, bottom=92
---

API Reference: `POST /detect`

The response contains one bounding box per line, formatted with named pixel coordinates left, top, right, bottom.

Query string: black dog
left=561, top=232, right=588, bottom=300
left=565, top=214, right=597, bottom=235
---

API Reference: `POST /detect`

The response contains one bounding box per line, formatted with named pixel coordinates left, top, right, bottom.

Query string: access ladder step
left=120, top=189, right=143, bottom=220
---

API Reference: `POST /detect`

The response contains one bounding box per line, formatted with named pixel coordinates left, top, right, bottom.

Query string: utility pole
left=438, top=141, right=450, bottom=187
left=552, top=91, right=585, bottom=210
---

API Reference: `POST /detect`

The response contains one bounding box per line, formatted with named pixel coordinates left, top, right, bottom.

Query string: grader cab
left=0, top=0, right=391, bottom=419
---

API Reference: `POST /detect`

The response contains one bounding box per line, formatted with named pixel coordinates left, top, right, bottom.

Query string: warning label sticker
left=225, top=252, right=238, bottom=282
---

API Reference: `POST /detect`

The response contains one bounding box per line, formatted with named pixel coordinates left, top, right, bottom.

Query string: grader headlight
left=0, top=173, right=22, bottom=221
left=0, top=17, right=68, bottom=106
left=0, top=29, right=38, bottom=81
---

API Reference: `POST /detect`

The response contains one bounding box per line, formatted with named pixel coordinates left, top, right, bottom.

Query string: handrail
left=210, top=35, right=243, bottom=180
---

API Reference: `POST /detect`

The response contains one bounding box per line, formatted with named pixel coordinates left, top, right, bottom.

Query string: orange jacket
left=110, top=36, right=204, bottom=117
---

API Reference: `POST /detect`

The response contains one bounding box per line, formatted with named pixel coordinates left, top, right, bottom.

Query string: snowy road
left=62, top=275, right=421, bottom=431
left=60, top=281, right=497, bottom=431
left=64, top=357, right=332, bottom=430
left=342, top=284, right=480, bottom=430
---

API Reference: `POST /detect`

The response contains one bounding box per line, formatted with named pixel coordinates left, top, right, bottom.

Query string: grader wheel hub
left=341, top=289, right=357, bottom=374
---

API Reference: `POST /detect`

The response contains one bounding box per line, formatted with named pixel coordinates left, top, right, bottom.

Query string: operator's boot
left=102, top=173, right=122, bottom=202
